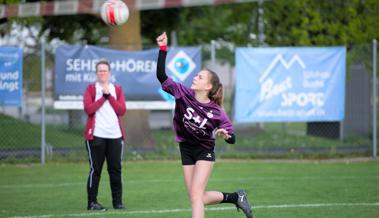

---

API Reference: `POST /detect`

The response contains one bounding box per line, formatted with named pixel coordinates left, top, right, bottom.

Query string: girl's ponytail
left=207, top=69, right=224, bottom=107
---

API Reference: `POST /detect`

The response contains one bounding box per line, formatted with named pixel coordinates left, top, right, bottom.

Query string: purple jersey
left=162, top=77, right=234, bottom=150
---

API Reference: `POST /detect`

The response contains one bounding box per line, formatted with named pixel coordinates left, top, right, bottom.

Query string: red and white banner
left=0, top=0, right=259, bottom=18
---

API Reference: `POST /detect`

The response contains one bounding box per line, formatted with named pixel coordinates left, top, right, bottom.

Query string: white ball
left=100, top=0, right=129, bottom=26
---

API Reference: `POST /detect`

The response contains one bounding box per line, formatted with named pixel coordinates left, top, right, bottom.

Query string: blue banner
left=0, top=47, right=23, bottom=107
left=54, top=45, right=201, bottom=103
left=235, top=47, right=346, bottom=122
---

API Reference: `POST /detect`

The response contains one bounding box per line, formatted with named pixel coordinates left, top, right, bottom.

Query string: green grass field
left=0, top=159, right=378, bottom=218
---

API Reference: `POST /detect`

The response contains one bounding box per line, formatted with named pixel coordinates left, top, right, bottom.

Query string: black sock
left=221, top=192, right=238, bottom=204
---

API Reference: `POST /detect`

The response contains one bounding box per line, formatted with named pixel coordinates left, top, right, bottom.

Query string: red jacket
left=83, top=84, right=126, bottom=140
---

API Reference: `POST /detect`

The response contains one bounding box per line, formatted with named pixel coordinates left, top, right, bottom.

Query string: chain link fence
left=1, top=44, right=43, bottom=161
left=0, top=41, right=377, bottom=162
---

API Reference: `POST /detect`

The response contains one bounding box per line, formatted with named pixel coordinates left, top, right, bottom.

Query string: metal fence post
left=373, top=39, right=377, bottom=159
left=41, top=41, right=46, bottom=165
left=211, top=40, right=216, bottom=65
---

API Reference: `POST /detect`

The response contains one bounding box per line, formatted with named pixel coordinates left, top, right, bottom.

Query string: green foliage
left=5, top=0, right=107, bottom=44
left=141, top=4, right=256, bottom=46
left=0, top=114, right=83, bottom=149
left=141, top=8, right=181, bottom=45
left=3, top=0, right=379, bottom=47
left=264, top=0, right=379, bottom=46
left=39, top=14, right=107, bottom=44
left=0, top=0, right=20, bottom=4
left=140, top=0, right=379, bottom=66
left=141, top=0, right=379, bottom=48
left=23, top=53, right=41, bottom=91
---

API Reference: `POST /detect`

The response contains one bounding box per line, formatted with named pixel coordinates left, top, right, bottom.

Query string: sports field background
left=0, top=2, right=378, bottom=218
left=0, top=113, right=373, bottom=162
left=1, top=159, right=378, bottom=218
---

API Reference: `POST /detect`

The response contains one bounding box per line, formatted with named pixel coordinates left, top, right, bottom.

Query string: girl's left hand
left=215, top=128, right=231, bottom=140
left=156, top=32, right=168, bottom=46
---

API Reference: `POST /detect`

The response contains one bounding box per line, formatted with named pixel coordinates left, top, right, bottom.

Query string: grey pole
left=170, top=31, right=178, bottom=47
left=257, top=0, right=265, bottom=129
left=373, top=39, right=377, bottom=159
left=258, top=0, right=265, bottom=46
left=211, top=40, right=216, bottom=65
left=41, top=41, right=46, bottom=165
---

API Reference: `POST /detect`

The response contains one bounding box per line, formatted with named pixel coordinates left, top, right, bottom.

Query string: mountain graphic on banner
left=259, top=54, right=306, bottom=83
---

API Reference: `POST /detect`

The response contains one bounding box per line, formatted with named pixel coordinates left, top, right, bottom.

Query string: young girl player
left=156, top=32, right=253, bottom=218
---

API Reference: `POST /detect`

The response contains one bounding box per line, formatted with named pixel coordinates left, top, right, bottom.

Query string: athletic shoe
left=113, top=204, right=126, bottom=210
left=87, top=202, right=107, bottom=211
left=235, top=190, right=253, bottom=218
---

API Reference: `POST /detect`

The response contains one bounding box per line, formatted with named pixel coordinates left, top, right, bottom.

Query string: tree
left=140, top=0, right=379, bottom=53
left=141, top=4, right=259, bottom=46
left=264, top=0, right=379, bottom=47
left=263, top=0, right=379, bottom=71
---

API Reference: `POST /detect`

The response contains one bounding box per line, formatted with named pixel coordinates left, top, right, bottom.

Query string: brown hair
left=96, top=58, right=111, bottom=72
left=206, top=69, right=224, bottom=107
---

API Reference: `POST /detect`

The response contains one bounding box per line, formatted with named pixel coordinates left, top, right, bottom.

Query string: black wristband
left=103, top=93, right=110, bottom=99
left=225, top=133, right=236, bottom=144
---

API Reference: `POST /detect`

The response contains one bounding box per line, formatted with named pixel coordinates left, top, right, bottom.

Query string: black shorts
left=179, top=142, right=215, bottom=165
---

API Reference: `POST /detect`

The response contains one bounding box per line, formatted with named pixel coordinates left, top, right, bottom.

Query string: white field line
left=1, top=175, right=378, bottom=189
left=7, top=202, right=379, bottom=218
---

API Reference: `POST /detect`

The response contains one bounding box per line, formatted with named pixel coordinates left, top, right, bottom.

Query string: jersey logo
left=183, top=107, right=209, bottom=136
left=184, top=107, right=208, bottom=129
left=207, top=110, right=214, bottom=118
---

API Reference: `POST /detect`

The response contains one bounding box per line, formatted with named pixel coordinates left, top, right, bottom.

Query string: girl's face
left=96, top=64, right=110, bottom=83
left=191, top=70, right=212, bottom=91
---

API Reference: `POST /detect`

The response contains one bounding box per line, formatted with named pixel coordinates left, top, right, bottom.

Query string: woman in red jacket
left=83, top=59, right=126, bottom=211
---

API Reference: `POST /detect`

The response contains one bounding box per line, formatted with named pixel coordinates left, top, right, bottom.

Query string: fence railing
left=0, top=40, right=377, bottom=163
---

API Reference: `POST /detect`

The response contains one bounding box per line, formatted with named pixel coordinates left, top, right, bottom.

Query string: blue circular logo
left=174, top=58, right=189, bottom=75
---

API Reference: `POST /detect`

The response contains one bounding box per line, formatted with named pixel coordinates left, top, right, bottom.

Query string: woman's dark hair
left=206, top=69, right=224, bottom=107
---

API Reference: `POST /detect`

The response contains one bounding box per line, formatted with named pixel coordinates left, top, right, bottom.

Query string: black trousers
left=85, top=136, right=124, bottom=206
